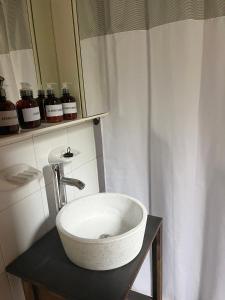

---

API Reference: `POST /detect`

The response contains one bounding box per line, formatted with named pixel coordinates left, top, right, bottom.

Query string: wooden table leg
left=22, top=280, right=38, bottom=300
left=152, top=225, right=162, bottom=300
left=22, top=280, right=65, bottom=300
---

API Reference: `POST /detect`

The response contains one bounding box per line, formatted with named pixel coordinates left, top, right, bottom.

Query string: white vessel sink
left=56, top=193, right=147, bottom=270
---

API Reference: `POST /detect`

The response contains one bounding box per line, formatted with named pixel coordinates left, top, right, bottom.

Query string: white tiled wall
left=0, top=121, right=101, bottom=299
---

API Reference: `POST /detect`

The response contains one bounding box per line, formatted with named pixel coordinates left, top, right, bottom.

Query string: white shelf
left=0, top=113, right=108, bottom=147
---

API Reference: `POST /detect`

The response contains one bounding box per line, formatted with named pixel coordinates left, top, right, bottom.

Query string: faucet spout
left=51, top=162, right=85, bottom=211
left=61, top=177, right=85, bottom=190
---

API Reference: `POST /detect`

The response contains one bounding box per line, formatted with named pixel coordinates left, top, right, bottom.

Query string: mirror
left=0, top=0, right=109, bottom=121
left=28, top=0, right=109, bottom=117
left=27, top=0, right=109, bottom=117
left=75, top=0, right=110, bottom=117
left=27, top=0, right=83, bottom=118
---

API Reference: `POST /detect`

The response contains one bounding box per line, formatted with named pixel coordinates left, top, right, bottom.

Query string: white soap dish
left=48, top=146, right=80, bottom=164
left=0, top=164, right=42, bottom=186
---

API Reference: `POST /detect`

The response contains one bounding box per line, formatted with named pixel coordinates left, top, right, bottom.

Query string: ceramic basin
left=56, top=193, right=147, bottom=270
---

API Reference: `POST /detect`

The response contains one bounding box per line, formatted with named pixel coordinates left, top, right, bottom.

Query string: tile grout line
left=31, top=135, right=47, bottom=229
left=0, top=159, right=98, bottom=215
left=0, top=184, right=42, bottom=215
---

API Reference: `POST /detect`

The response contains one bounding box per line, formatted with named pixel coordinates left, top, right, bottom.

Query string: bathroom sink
left=56, top=193, right=147, bottom=270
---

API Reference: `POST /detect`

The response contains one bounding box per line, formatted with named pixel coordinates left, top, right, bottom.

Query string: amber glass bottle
left=61, top=83, right=77, bottom=120
left=0, top=76, right=19, bottom=135
left=16, top=84, right=41, bottom=129
left=45, top=84, right=63, bottom=123
left=36, top=89, right=46, bottom=121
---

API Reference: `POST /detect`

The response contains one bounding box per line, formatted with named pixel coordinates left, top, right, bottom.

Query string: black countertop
left=6, top=215, right=162, bottom=300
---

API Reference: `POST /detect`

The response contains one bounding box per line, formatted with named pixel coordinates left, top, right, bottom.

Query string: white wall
left=0, top=121, right=100, bottom=299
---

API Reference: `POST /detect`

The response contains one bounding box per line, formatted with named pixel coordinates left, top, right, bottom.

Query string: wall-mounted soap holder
left=0, top=164, right=42, bottom=186
left=48, top=146, right=80, bottom=164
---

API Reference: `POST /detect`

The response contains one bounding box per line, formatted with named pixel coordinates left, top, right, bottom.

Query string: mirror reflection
left=0, top=0, right=109, bottom=135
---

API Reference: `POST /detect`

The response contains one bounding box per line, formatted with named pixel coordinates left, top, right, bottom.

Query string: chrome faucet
left=51, top=162, right=85, bottom=211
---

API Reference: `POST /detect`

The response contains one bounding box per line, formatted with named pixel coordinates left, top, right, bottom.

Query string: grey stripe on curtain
left=76, top=0, right=225, bottom=40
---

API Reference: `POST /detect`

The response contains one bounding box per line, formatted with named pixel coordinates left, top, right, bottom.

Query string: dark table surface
left=6, top=215, right=162, bottom=300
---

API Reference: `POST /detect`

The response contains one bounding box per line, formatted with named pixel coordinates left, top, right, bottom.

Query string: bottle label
left=22, top=107, right=40, bottom=122
left=0, top=110, right=18, bottom=126
left=46, top=104, right=63, bottom=117
left=62, top=102, right=77, bottom=114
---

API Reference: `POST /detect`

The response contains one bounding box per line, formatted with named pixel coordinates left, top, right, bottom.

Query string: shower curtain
left=78, top=1, right=225, bottom=299
left=0, top=0, right=37, bottom=102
